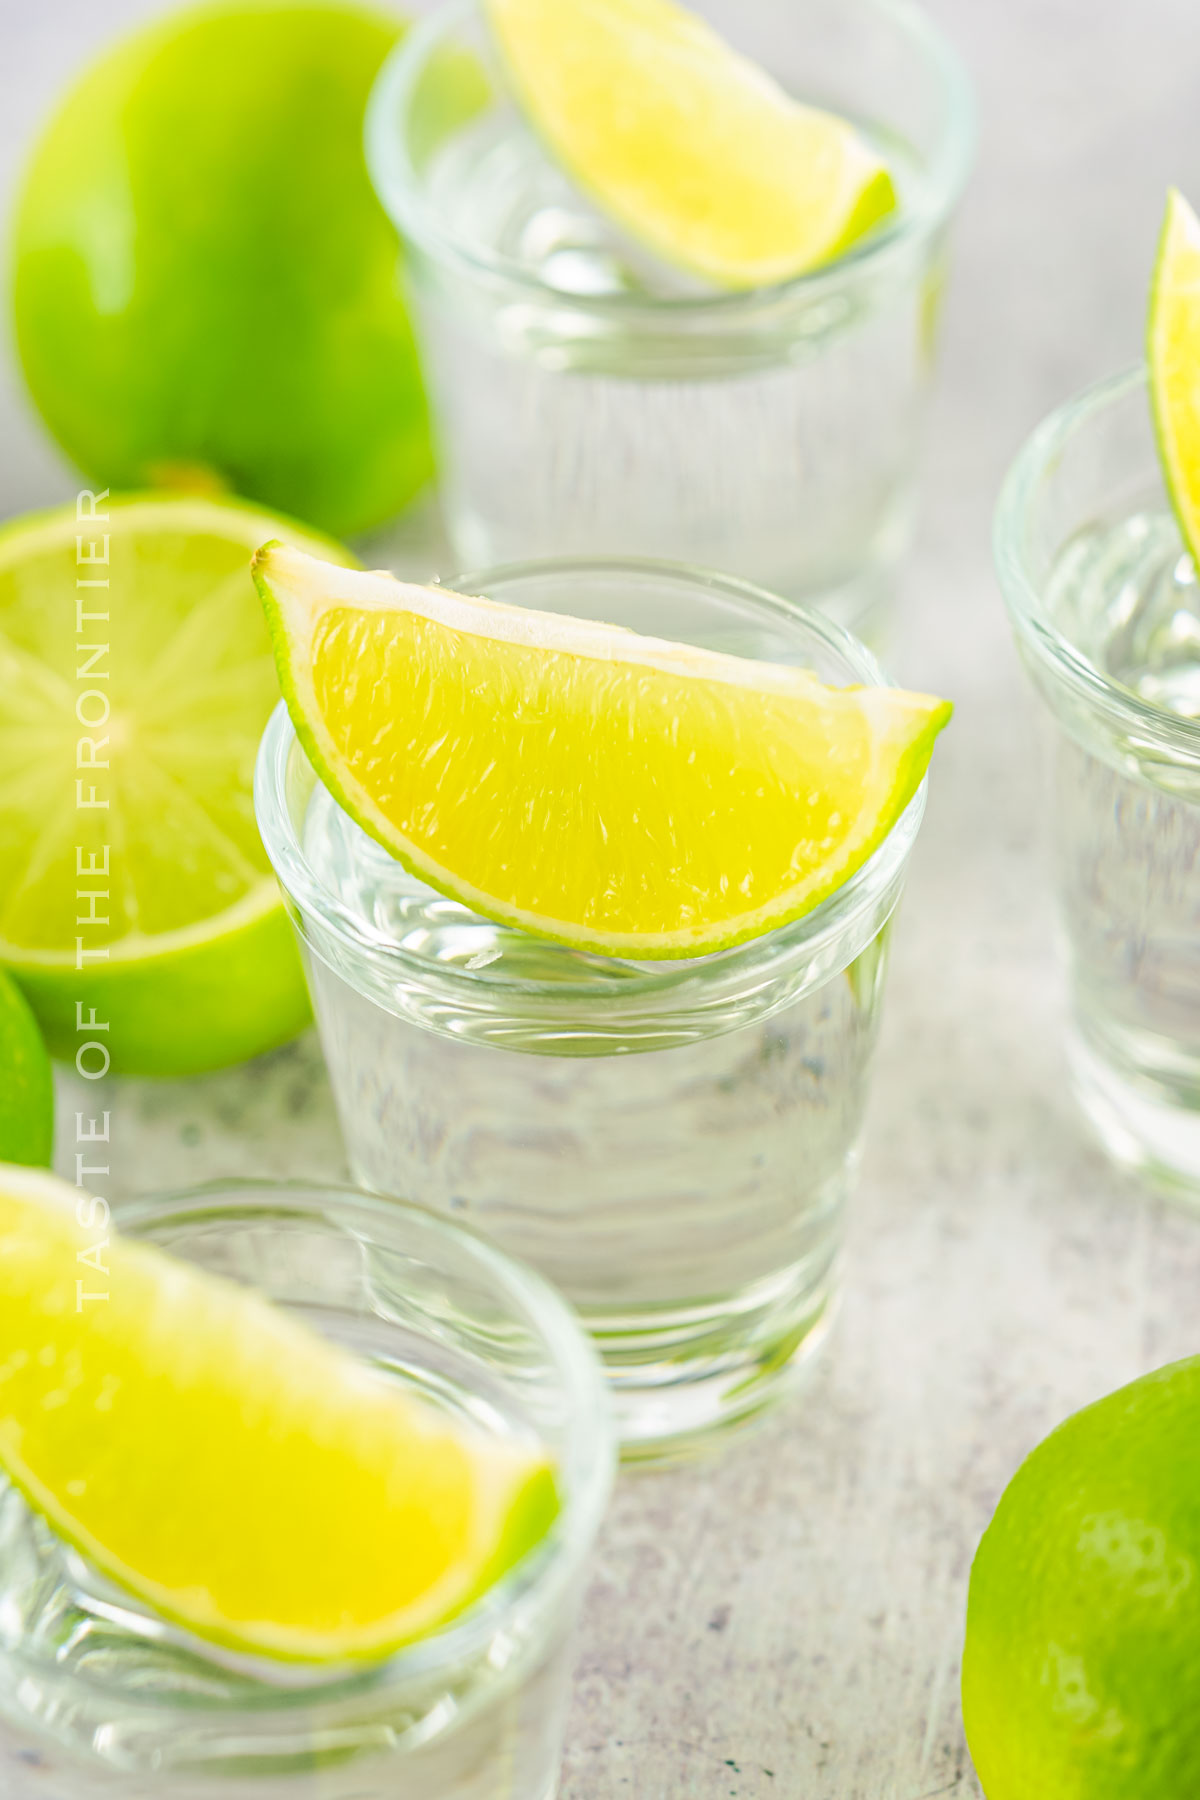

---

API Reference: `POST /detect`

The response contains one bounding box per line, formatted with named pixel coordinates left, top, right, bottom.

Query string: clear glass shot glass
left=996, top=366, right=1200, bottom=1198
left=255, top=559, right=930, bottom=1459
left=365, top=0, right=973, bottom=642
left=0, top=1180, right=613, bottom=1800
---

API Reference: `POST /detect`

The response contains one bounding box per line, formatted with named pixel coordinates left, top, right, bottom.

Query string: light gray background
left=4, top=3, right=1200, bottom=1796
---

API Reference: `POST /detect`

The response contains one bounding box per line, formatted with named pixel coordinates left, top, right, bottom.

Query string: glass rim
left=992, top=362, right=1200, bottom=756
left=365, top=0, right=975, bottom=318
left=4, top=1177, right=613, bottom=1718
left=254, top=554, right=928, bottom=1007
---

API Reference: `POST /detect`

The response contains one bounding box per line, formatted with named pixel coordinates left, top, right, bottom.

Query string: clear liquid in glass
left=1045, top=509, right=1200, bottom=1187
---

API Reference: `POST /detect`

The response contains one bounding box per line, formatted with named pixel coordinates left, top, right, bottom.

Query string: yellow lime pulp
left=1149, top=187, right=1200, bottom=563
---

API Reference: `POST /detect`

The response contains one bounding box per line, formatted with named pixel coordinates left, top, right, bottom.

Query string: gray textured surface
left=5, top=2, right=1200, bottom=1795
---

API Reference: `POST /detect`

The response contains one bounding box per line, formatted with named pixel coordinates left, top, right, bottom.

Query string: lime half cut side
left=255, top=545, right=951, bottom=959
left=0, top=1165, right=558, bottom=1664
left=484, top=0, right=897, bottom=289
left=1149, top=187, right=1200, bottom=563
left=0, top=495, right=356, bottom=1074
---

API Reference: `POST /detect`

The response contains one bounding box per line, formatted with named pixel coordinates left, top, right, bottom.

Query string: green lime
left=0, top=971, right=53, bottom=1166
left=1149, top=188, right=1200, bottom=564
left=0, top=1165, right=558, bottom=1662
left=963, top=1358, right=1200, bottom=1797
left=0, top=494, right=355, bottom=1076
left=13, top=2, right=430, bottom=540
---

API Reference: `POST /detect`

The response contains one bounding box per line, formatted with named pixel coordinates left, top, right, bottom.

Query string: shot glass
left=997, top=366, right=1200, bottom=1197
left=365, top=0, right=973, bottom=642
left=0, top=1180, right=612, bottom=1800
left=256, top=559, right=931, bottom=1458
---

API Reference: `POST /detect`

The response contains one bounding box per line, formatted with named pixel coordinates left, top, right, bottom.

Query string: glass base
left=1067, top=1025, right=1200, bottom=1203
left=586, top=1264, right=838, bottom=1464
left=0, top=1733, right=564, bottom=1800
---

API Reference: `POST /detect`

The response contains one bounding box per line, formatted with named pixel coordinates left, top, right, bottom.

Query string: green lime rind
left=0, top=971, right=53, bottom=1166
left=1148, top=187, right=1200, bottom=566
left=254, top=544, right=951, bottom=961
left=963, top=1356, right=1200, bottom=1798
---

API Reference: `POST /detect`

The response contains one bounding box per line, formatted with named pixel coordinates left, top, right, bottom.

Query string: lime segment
left=0, top=495, right=355, bottom=1074
left=485, top=0, right=897, bottom=288
left=255, top=546, right=951, bottom=958
left=0, top=1165, right=557, bottom=1663
left=1149, top=187, right=1200, bottom=562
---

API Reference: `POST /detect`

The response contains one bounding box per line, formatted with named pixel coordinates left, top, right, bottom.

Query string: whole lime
left=0, top=969, right=54, bottom=1166
left=963, top=1358, right=1200, bottom=1797
left=13, top=2, right=431, bottom=540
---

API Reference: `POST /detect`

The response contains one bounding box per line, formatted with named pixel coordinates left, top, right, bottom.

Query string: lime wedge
left=1149, top=188, right=1200, bottom=561
left=484, top=0, right=897, bottom=289
left=255, top=546, right=951, bottom=958
left=0, top=495, right=355, bottom=1074
left=0, top=1164, right=558, bottom=1663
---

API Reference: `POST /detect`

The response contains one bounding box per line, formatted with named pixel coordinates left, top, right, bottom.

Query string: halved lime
left=0, top=1164, right=557, bottom=1663
left=1149, top=188, right=1200, bottom=561
left=484, top=0, right=897, bottom=289
left=0, top=495, right=355, bottom=1074
left=255, top=546, right=951, bottom=958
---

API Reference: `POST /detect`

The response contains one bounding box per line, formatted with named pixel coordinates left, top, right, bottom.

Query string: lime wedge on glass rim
left=0, top=494, right=355, bottom=1075
left=483, top=0, right=897, bottom=289
left=0, top=1164, right=557, bottom=1663
left=254, top=545, right=951, bottom=959
left=1149, top=187, right=1200, bottom=562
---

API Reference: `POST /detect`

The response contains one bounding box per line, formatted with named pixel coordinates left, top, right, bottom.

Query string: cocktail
left=0, top=1173, right=612, bottom=1798
left=366, top=0, right=973, bottom=640
left=996, top=191, right=1200, bottom=1195
left=254, top=552, right=950, bottom=1458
